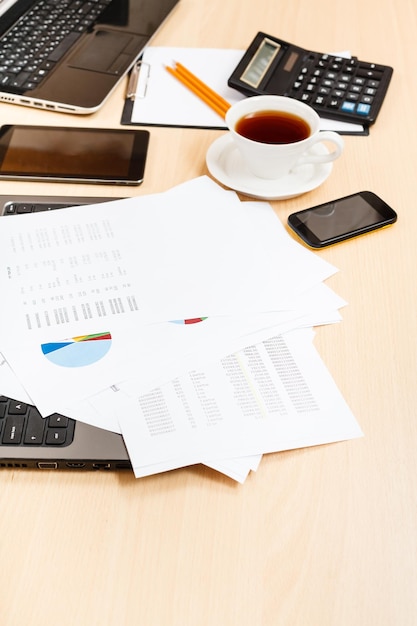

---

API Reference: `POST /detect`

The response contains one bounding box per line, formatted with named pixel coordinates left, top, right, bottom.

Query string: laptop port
left=66, top=462, right=86, bottom=468
left=92, top=463, right=111, bottom=470
left=37, top=462, right=58, bottom=469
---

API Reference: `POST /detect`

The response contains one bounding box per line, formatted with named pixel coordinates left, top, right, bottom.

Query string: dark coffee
left=235, top=110, right=311, bottom=144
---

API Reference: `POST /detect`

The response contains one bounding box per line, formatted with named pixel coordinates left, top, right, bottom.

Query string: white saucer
left=206, top=133, right=333, bottom=200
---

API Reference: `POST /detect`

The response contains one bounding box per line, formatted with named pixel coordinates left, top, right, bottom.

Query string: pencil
left=165, top=62, right=231, bottom=119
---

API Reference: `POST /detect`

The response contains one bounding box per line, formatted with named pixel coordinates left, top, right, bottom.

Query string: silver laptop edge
left=0, top=0, right=180, bottom=114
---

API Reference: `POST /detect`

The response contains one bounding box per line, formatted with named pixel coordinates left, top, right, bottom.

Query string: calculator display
left=240, top=38, right=281, bottom=88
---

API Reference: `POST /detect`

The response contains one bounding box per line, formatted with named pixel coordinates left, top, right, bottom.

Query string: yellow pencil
left=165, top=62, right=230, bottom=119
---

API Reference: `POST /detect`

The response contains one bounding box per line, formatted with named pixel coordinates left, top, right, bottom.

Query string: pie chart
left=170, top=317, right=207, bottom=325
left=41, top=332, right=112, bottom=368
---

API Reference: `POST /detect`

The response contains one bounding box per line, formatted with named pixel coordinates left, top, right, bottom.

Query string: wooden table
left=1, top=0, right=417, bottom=624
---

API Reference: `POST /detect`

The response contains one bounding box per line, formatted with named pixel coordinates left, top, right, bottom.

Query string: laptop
left=0, top=195, right=131, bottom=471
left=0, top=0, right=180, bottom=113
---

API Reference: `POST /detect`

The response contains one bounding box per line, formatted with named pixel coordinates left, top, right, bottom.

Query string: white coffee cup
left=225, top=95, right=344, bottom=180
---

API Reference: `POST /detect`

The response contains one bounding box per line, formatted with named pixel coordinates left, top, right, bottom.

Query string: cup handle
left=297, top=131, right=344, bottom=165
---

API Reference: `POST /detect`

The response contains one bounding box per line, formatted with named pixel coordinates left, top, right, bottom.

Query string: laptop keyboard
left=3, top=201, right=77, bottom=215
left=0, top=0, right=112, bottom=92
left=0, top=396, right=75, bottom=446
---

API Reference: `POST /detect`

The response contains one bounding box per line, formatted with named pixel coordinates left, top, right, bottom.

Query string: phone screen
left=287, top=191, right=397, bottom=247
left=0, top=125, right=149, bottom=184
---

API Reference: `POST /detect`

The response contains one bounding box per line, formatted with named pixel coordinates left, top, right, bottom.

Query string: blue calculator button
left=357, top=103, right=371, bottom=116
left=341, top=101, right=356, bottom=113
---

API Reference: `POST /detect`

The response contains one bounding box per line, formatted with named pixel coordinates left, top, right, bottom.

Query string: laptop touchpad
left=69, top=30, right=139, bottom=75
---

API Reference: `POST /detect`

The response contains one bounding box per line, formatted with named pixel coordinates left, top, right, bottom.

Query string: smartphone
left=287, top=191, right=397, bottom=248
left=0, top=125, right=150, bottom=185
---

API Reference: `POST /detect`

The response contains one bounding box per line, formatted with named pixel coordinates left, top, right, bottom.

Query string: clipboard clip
left=126, top=61, right=151, bottom=100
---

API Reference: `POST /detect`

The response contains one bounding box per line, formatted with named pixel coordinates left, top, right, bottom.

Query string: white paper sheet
left=103, top=328, right=363, bottom=479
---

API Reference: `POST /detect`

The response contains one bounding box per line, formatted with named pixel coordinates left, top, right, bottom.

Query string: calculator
left=228, top=32, right=393, bottom=126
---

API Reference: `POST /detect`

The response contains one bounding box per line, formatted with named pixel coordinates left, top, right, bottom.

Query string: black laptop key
left=2, top=415, right=25, bottom=444
left=45, top=428, right=67, bottom=445
left=33, top=203, right=75, bottom=211
left=8, top=400, right=27, bottom=414
left=3, top=400, right=28, bottom=444
left=14, top=204, right=33, bottom=214
left=48, top=414, right=69, bottom=427
left=24, top=408, right=46, bottom=444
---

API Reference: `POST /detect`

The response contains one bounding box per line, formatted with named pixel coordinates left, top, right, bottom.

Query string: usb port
left=92, top=463, right=111, bottom=470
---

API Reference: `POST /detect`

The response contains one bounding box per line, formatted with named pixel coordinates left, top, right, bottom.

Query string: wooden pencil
left=165, top=63, right=230, bottom=119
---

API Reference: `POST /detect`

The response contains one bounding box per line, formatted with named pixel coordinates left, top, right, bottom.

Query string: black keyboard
left=0, top=396, right=75, bottom=446
left=286, top=54, right=391, bottom=123
left=0, top=0, right=112, bottom=92
left=3, top=201, right=76, bottom=215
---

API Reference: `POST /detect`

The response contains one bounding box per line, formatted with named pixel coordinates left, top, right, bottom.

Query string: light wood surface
left=1, top=1, right=417, bottom=624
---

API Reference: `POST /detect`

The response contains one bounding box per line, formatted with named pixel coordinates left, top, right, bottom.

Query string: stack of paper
left=0, top=177, right=362, bottom=482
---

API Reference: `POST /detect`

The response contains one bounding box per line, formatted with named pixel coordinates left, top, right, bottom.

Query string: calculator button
left=313, top=95, right=326, bottom=106
left=341, top=101, right=356, bottom=113
left=357, top=68, right=383, bottom=80
left=356, top=103, right=371, bottom=116
left=328, top=98, right=340, bottom=108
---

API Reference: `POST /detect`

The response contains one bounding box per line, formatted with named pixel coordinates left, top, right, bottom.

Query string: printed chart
left=41, top=332, right=112, bottom=368
left=170, top=317, right=208, bottom=325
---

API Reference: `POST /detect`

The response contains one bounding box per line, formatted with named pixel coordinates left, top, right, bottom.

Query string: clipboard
left=121, top=46, right=369, bottom=135
left=121, top=47, right=246, bottom=130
